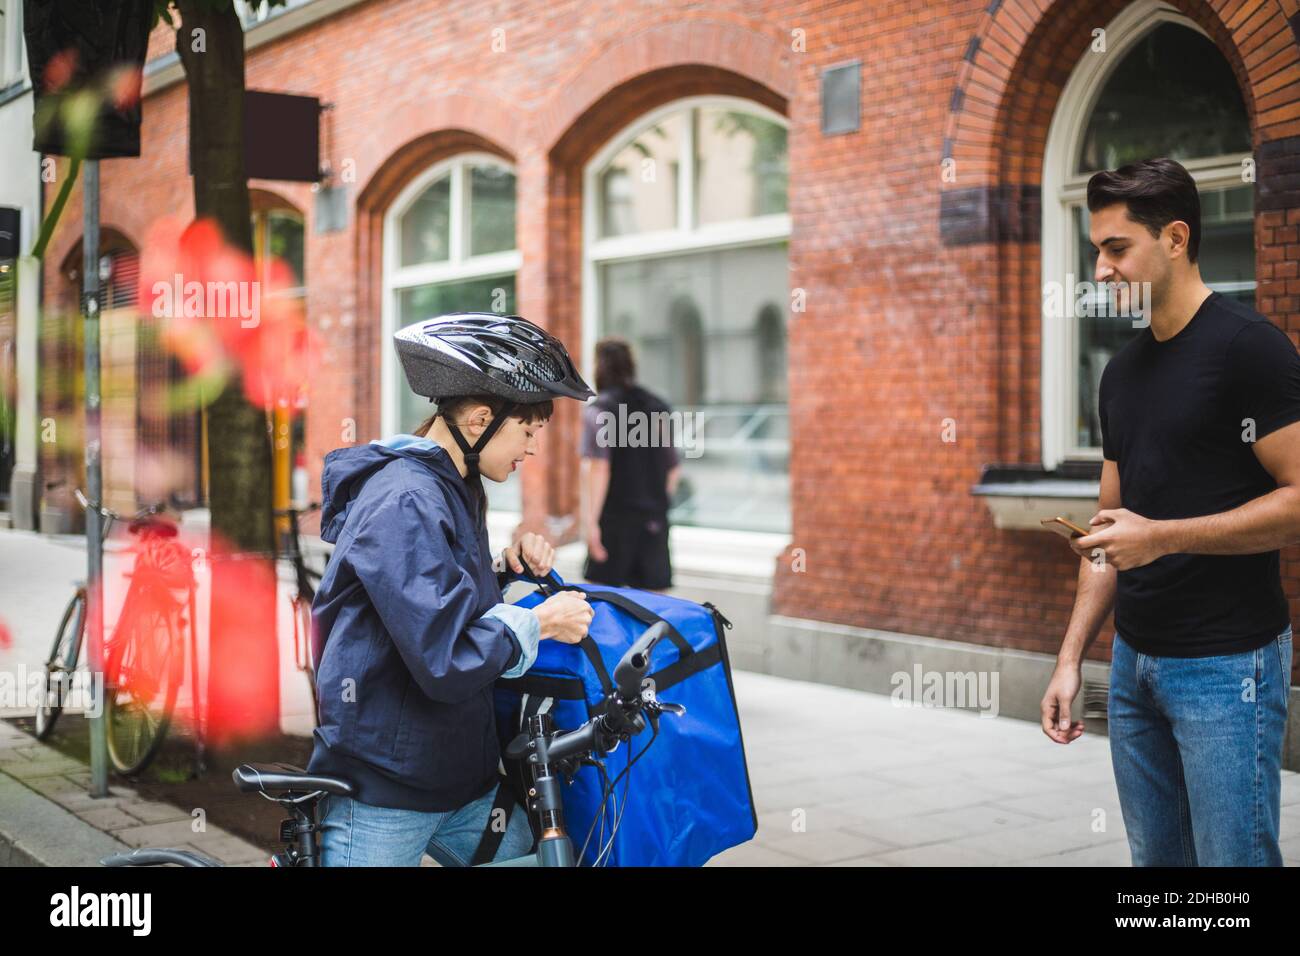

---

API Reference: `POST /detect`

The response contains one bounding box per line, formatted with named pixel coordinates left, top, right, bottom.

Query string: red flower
left=43, top=49, right=78, bottom=93
left=137, top=215, right=317, bottom=411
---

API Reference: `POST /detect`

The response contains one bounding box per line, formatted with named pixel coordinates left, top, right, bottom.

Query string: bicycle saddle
left=232, top=763, right=355, bottom=797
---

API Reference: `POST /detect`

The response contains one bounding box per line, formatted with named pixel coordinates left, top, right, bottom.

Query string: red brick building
left=30, top=0, right=1300, bottom=740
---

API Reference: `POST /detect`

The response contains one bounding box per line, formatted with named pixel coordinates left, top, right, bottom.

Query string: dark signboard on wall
left=245, top=90, right=321, bottom=181
left=186, top=90, right=321, bottom=182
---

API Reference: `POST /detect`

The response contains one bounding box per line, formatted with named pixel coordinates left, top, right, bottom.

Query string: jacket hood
left=319, top=434, right=468, bottom=542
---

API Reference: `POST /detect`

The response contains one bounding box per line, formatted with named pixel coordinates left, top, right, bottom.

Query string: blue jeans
left=317, top=783, right=536, bottom=867
left=1108, top=624, right=1293, bottom=866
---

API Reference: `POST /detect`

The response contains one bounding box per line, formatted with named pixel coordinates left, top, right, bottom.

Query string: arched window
left=382, top=154, right=521, bottom=511
left=1041, top=3, right=1253, bottom=467
left=585, top=97, right=790, bottom=532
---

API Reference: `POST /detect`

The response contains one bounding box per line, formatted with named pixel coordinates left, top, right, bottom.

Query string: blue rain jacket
left=305, top=435, right=540, bottom=811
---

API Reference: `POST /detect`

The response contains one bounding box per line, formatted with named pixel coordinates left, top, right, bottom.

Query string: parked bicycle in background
left=34, top=483, right=199, bottom=776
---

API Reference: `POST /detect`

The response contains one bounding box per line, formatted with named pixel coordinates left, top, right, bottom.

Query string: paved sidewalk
left=0, top=721, right=267, bottom=866
left=706, top=672, right=1300, bottom=866
left=3, top=670, right=1297, bottom=866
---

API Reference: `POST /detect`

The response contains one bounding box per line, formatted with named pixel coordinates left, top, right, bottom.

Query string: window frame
left=1040, top=1, right=1253, bottom=469
left=380, top=152, right=521, bottom=436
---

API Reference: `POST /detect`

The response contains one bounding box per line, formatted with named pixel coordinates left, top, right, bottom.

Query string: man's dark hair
left=413, top=394, right=552, bottom=437
left=1086, top=158, right=1202, bottom=263
left=594, top=337, right=636, bottom=393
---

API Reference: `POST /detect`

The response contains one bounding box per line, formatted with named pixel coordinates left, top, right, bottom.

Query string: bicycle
left=34, top=485, right=200, bottom=777
left=275, top=502, right=323, bottom=728
left=100, top=620, right=684, bottom=867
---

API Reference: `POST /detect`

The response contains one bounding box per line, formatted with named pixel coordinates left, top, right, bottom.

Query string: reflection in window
left=592, top=102, right=790, bottom=532
left=400, top=175, right=451, bottom=267
left=695, top=109, right=789, bottom=224
left=470, top=165, right=517, bottom=256
left=600, top=244, right=789, bottom=532
left=669, top=298, right=705, bottom=406
left=755, top=303, right=787, bottom=403
left=598, top=114, right=685, bottom=237
left=1077, top=23, right=1250, bottom=174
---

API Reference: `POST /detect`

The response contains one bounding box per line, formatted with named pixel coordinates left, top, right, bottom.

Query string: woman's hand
left=502, top=532, right=555, bottom=577
left=532, top=591, right=592, bottom=644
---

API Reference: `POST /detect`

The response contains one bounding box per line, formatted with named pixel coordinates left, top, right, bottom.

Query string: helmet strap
left=443, top=400, right=517, bottom=480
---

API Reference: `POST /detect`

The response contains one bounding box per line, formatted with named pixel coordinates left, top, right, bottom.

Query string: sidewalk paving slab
left=0, top=731, right=267, bottom=867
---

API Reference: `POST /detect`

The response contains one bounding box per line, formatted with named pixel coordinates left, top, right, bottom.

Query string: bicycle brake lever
left=504, top=731, right=531, bottom=761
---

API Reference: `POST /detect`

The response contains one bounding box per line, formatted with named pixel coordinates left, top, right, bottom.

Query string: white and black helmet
left=394, top=312, right=593, bottom=404
left=393, top=312, right=594, bottom=478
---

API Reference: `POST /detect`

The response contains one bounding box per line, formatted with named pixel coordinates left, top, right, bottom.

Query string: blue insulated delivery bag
left=493, top=571, right=757, bottom=866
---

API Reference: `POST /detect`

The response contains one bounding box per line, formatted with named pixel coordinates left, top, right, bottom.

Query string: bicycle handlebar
left=613, top=621, right=669, bottom=701
left=544, top=621, right=672, bottom=763
left=69, top=485, right=168, bottom=526
left=274, top=502, right=321, bottom=518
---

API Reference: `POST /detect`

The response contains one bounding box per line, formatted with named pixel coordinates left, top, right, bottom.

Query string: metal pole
left=82, top=159, right=107, bottom=798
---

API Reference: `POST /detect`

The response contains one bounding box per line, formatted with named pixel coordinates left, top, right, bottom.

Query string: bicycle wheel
left=34, top=590, right=86, bottom=740
left=104, top=590, right=184, bottom=775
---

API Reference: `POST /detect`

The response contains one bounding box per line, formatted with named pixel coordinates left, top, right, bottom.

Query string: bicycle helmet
left=393, top=312, right=594, bottom=479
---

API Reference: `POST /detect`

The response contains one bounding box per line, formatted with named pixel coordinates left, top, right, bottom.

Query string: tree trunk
left=173, top=1, right=278, bottom=745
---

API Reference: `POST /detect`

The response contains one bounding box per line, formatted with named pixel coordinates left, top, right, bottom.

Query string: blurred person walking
left=580, top=339, right=681, bottom=592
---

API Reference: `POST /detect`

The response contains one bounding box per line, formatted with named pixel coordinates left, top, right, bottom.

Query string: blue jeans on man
left=1108, top=625, right=1293, bottom=866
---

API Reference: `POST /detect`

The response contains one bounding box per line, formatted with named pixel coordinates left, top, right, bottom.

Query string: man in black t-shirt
left=1040, top=158, right=1296, bottom=866
left=580, top=339, right=681, bottom=590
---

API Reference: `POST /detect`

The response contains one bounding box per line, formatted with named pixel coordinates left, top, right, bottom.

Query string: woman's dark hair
left=1086, top=158, right=1202, bottom=263
left=413, top=394, right=553, bottom=438
left=594, top=338, right=636, bottom=393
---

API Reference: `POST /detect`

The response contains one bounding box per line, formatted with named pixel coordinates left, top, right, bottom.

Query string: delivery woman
left=307, top=312, right=596, bottom=866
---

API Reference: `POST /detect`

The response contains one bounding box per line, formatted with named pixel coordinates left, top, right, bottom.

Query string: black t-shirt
left=580, top=384, right=679, bottom=516
left=1098, top=291, right=1300, bottom=657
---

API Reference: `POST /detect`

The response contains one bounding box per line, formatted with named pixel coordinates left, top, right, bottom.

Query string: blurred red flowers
left=137, top=216, right=319, bottom=412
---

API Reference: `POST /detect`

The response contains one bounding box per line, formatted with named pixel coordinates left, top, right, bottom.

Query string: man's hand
left=502, top=532, right=555, bottom=577
left=533, top=591, right=592, bottom=644
left=1072, top=508, right=1167, bottom=570
left=586, top=523, right=608, bottom=563
left=1040, top=664, right=1086, bottom=744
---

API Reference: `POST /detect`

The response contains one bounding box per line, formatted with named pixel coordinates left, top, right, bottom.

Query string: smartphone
left=1040, top=516, right=1090, bottom=540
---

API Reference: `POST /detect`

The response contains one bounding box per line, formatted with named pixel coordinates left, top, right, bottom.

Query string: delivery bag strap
left=514, top=554, right=695, bottom=661
left=470, top=776, right=521, bottom=866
